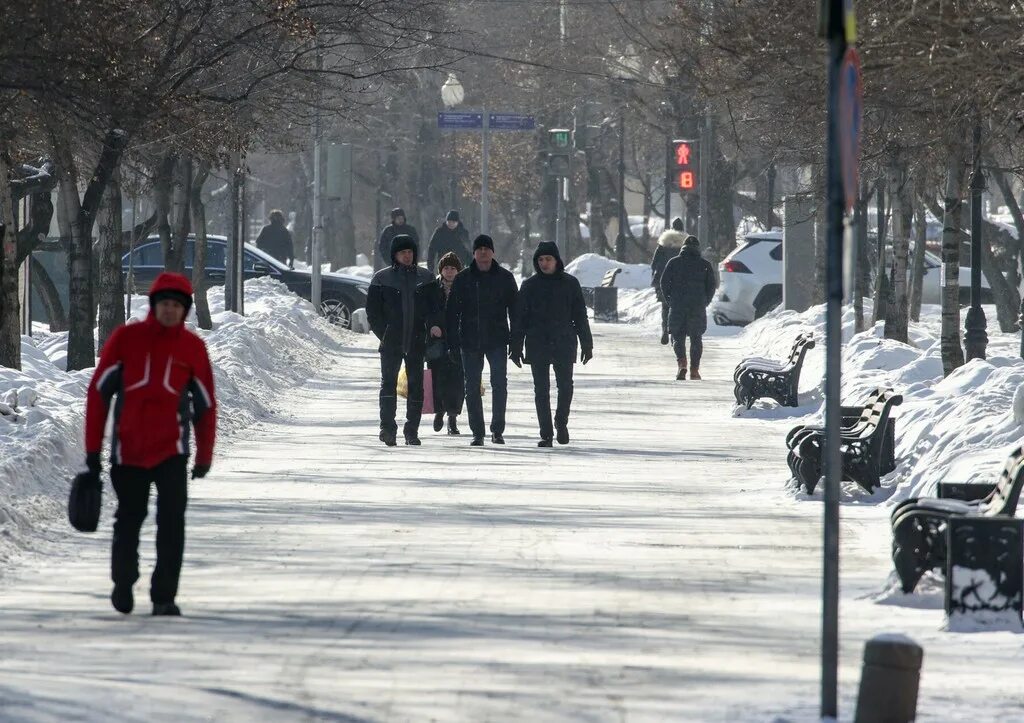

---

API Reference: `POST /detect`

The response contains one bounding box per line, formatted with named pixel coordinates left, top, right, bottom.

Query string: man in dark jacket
left=366, top=234, right=436, bottom=445
left=446, top=234, right=519, bottom=446
left=660, top=235, right=717, bottom=380
left=427, top=210, right=472, bottom=272
left=376, top=208, right=419, bottom=271
left=84, top=272, right=217, bottom=616
left=651, top=217, right=687, bottom=345
left=510, top=242, right=593, bottom=447
left=256, top=210, right=295, bottom=267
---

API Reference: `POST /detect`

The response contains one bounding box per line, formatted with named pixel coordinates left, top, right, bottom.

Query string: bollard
left=854, top=634, right=923, bottom=723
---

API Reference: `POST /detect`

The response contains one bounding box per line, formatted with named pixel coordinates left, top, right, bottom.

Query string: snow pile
left=565, top=254, right=651, bottom=289
left=335, top=264, right=374, bottom=279
left=735, top=301, right=1024, bottom=505
left=0, top=277, right=350, bottom=574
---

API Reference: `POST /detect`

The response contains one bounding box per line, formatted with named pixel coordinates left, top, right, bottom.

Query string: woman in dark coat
left=420, top=252, right=466, bottom=435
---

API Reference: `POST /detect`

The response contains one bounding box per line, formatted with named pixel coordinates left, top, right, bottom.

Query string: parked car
left=122, top=235, right=369, bottom=328
left=712, top=231, right=993, bottom=327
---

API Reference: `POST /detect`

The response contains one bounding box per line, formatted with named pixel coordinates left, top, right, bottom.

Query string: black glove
left=191, top=464, right=211, bottom=480
left=509, top=348, right=523, bottom=368
left=580, top=348, right=593, bottom=365
left=85, top=452, right=101, bottom=475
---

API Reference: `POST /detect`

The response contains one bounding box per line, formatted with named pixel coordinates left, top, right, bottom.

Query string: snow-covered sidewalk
left=0, top=322, right=1020, bottom=721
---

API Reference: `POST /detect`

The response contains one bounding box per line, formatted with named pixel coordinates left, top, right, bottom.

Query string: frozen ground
left=2, top=286, right=1024, bottom=720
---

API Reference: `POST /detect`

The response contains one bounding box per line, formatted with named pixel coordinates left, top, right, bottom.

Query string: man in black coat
left=366, top=234, right=436, bottom=446
left=510, top=241, right=593, bottom=447
left=427, top=210, right=472, bottom=272
left=446, top=234, right=519, bottom=446
left=660, top=234, right=717, bottom=381
left=376, top=208, right=419, bottom=271
left=650, top=217, right=687, bottom=345
left=256, top=210, right=295, bottom=267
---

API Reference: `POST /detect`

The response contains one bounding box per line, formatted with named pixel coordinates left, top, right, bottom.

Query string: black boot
left=470, top=436, right=484, bottom=447
left=433, top=413, right=444, bottom=432
left=556, top=425, right=570, bottom=445
left=491, top=433, right=505, bottom=445
left=538, top=438, right=553, bottom=447
left=447, top=415, right=461, bottom=435
left=379, top=429, right=397, bottom=447
left=111, top=584, right=134, bottom=614
left=152, top=602, right=181, bottom=616
left=404, top=434, right=422, bottom=446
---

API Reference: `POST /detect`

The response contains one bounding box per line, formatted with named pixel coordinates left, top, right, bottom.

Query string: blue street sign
left=437, top=112, right=483, bottom=130
left=488, top=113, right=536, bottom=131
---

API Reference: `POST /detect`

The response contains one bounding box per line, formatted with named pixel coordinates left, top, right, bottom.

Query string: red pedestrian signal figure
left=672, top=140, right=698, bottom=194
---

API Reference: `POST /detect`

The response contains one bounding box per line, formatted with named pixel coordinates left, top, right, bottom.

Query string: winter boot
left=660, top=331, right=669, bottom=345
left=538, top=438, right=553, bottom=447
left=690, top=367, right=702, bottom=380
left=447, top=415, right=461, bottom=436
left=433, top=413, right=444, bottom=432
left=676, top=358, right=687, bottom=381
left=556, top=425, right=570, bottom=445
left=379, top=430, right=397, bottom=447
left=152, top=602, right=181, bottom=616
left=111, top=584, right=134, bottom=615
left=404, top=435, right=422, bottom=446
left=491, top=433, right=505, bottom=445
left=470, top=436, right=485, bottom=447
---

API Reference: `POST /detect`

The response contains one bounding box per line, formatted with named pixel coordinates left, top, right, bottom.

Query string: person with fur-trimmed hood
left=418, top=251, right=466, bottom=436
left=367, top=234, right=436, bottom=446
left=510, top=241, right=593, bottom=447
left=660, top=234, right=717, bottom=381
left=651, top=217, right=687, bottom=345
left=375, top=207, right=419, bottom=271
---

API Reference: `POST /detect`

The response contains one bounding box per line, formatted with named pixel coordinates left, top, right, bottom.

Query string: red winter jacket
left=85, top=273, right=217, bottom=468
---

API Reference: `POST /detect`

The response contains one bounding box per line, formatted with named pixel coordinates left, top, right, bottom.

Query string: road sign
left=489, top=113, right=535, bottom=131
left=838, top=47, right=862, bottom=212
left=437, top=112, right=483, bottom=130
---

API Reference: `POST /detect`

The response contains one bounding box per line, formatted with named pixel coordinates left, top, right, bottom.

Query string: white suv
left=712, top=231, right=783, bottom=326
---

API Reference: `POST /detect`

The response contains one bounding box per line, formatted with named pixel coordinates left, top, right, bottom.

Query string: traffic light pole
left=664, top=136, right=672, bottom=226
left=481, top=108, right=490, bottom=236
left=555, top=177, right=565, bottom=250
left=697, top=115, right=710, bottom=246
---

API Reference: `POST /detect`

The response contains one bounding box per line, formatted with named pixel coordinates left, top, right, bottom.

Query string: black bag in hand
left=425, top=337, right=447, bottom=363
left=68, top=472, right=102, bottom=533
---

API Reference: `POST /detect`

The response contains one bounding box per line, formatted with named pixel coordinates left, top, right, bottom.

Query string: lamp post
left=611, top=49, right=640, bottom=262
left=964, top=120, right=988, bottom=361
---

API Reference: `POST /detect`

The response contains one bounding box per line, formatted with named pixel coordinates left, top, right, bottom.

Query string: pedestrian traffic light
left=673, top=139, right=698, bottom=195
left=549, top=128, right=571, bottom=153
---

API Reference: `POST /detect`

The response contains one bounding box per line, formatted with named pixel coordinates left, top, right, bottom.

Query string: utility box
left=783, top=194, right=816, bottom=312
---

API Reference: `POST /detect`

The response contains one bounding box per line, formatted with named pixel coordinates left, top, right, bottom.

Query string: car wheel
left=320, top=298, right=352, bottom=329
left=754, top=294, right=781, bottom=320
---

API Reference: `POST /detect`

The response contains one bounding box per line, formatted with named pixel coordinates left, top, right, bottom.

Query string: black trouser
left=530, top=359, right=574, bottom=440
left=672, top=334, right=703, bottom=368
left=110, top=455, right=188, bottom=604
left=462, top=346, right=508, bottom=438
left=431, top=356, right=465, bottom=417
left=659, top=299, right=669, bottom=335
left=380, top=349, right=425, bottom=436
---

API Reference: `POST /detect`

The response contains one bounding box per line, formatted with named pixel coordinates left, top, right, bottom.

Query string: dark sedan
left=122, top=235, right=368, bottom=327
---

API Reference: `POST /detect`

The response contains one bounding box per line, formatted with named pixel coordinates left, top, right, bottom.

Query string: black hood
left=532, top=241, right=565, bottom=275
left=390, top=207, right=406, bottom=223
left=390, top=234, right=418, bottom=265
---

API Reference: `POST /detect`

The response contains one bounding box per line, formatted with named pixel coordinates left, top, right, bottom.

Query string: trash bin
left=593, top=287, right=618, bottom=323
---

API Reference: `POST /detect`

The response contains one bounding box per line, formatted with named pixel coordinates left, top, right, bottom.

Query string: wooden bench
left=787, top=387, right=903, bottom=495
left=733, top=333, right=815, bottom=409
left=592, top=268, right=620, bottom=322
left=890, top=447, right=1024, bottom=595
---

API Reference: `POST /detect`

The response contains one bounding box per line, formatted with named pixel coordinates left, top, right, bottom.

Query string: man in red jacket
left=84, top=272, right=217, bottom=616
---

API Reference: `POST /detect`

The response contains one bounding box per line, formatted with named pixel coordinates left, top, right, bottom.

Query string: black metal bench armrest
left=937, top=482, right=998, bottom=502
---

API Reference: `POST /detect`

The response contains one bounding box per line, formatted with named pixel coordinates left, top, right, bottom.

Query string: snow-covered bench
left=733, top=333, right=815, bottom=409
left=581, top=269, right=621, bottom=322
left=787, top=387, right=902, bottom=495
left=890, top=447, right=1024, bottom=600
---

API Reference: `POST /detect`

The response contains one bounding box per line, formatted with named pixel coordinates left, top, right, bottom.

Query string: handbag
left=425, top=337, right=447, bottom=363
left=68, top=472, right=102, bottom=533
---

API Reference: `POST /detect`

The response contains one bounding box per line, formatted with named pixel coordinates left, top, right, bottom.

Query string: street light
left=964, top=119, right=988, bottom=361
left=441, top=73, right=465, bottom=109
left=610, top=47, right=640, bottom=262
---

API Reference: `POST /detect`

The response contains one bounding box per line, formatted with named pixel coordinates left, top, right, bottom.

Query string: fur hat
left=437, top=251, right=463, bottom=273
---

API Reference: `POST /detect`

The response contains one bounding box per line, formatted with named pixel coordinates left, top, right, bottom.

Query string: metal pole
left=312, top=51, right=323, bottom=312
left=698, top=114, right=711, bottom=246
left=665, top=136, right=673, bottom=227
left=616, top=109, right=626, bottom=261
left=481, top=108, right=490, bottom=236
left=19, top=197, right=31, bottom=336
left=227, top=154, right=239, bottom=313
left=238, top=171, right=246, bottom=316
left=127, top=190, right=137, bottom=317
left=555, top=177, right=565, bottom=249
left=965, top=120, right=988, bottom=361
left=821, top=0, right=847, bottom=717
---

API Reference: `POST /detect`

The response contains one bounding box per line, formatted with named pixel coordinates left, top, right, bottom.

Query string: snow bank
left=0, top=277, right=351, bottom=575
left=735, top=301, right=1024, bottom=506
left=565, top=254, right=651, bottom=289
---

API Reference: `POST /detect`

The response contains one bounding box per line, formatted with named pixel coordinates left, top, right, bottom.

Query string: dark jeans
left=380, top=350, right=425, bottom=436
left=110, top=455, right=188, bottom=604
left=531, top=360, right=574, bottom=440
left=672, top=334, right=703, bottom=368
left=431, top=356, right=465, bottom=417
left=660, top=300, right=669, bottom=335
left=462, top=347, right=508, bottom=438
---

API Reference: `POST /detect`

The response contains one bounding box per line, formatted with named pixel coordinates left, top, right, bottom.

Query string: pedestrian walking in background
left=427, top=210, right=472, bottom=272
left=84, top=272, right=217, bottom=617
left=660, top=234, right=717, bottom=380
left=366, top=234, right=436, bottom=446
left=256, top=210, right=295, bottom=267
left=420, top=251, right=466, bottom=435
left=376, top=207, right=419, bottom=271
left=651, top=217, right=687, bottom=346
left=510, top=242, right=593, bottom=447
left=446, top=234, right=518, bottom=446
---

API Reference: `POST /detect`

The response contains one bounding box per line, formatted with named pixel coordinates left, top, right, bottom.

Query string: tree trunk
left=0, top=154, right=21, bottom=369
left=30, top=255, right=68, bottom=331
left=884, top=162, right=911, bottom=343
left=988, top=163, right=1023, bottom=299
left=854, top=180, right=870, bottom=332
left=165, top=155, right=191, bottom=272
left=871, top=176, right=889, bottom=324
left=909, top=195, right=927, bottom=322
left=97, top=167, right=125, bottom=351
left=940, top=150, right=966, bottom=376
left=978, top=221, right=1020, bottom=333
left=812, top=167, right=826, bottom=306
left=190, top=161, right=213, bottom=330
